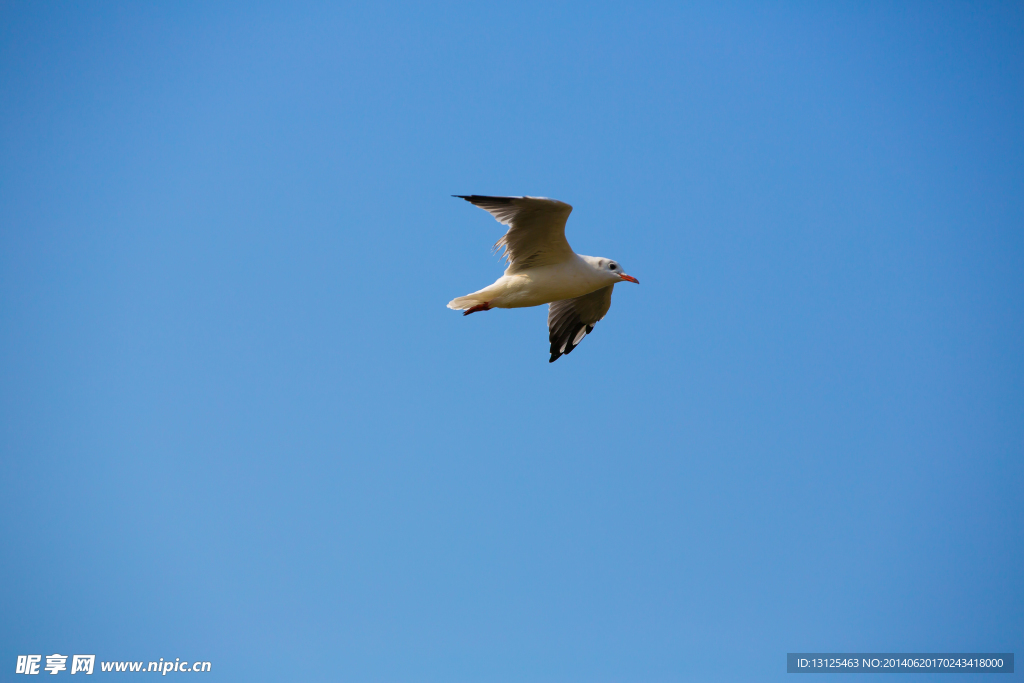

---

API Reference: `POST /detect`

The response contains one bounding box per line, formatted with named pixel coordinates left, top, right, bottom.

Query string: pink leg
left=463, top=302, right=492, bottom=316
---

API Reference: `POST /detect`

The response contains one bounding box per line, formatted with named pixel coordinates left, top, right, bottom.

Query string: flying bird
left=448, top=195, right=639, bottom=362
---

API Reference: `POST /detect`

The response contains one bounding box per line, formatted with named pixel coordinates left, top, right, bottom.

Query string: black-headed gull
left=448, top=195, right=639, bottom=362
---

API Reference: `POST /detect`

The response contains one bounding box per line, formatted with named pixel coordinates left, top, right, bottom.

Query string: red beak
left=619, top=273, right=639, bottom=284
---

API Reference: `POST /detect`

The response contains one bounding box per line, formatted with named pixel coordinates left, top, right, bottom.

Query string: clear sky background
left=1, top=2, right=1022, bottom=681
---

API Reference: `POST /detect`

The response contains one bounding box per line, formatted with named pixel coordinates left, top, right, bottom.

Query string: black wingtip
left=452, top=195, right=515, bottom=205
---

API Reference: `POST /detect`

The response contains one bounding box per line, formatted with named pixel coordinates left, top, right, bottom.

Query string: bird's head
left=592, top=257, right=639, bottom=285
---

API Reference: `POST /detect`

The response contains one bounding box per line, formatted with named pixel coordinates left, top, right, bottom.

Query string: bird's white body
left=449, top=254, right=613, bottom=310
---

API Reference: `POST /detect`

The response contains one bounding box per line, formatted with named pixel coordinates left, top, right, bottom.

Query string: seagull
left=448, top=195, right=639, bottom=362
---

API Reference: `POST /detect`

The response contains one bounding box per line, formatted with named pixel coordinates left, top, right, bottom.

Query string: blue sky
left=1, top=2, right=1021, bottom=680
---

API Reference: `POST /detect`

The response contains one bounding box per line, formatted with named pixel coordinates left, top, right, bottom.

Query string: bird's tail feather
left=447, top=294, right=486, bottom=310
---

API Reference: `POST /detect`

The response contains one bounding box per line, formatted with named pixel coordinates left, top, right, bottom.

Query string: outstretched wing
left=547, top=285, right=614, bottom=362
left=454, top=195, right=575, bottom=273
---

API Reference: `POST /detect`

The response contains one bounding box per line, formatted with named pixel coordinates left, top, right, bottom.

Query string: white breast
left=491, top=256, right=608, bottom=308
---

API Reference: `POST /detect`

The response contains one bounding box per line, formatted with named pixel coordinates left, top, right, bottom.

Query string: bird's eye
left=610, top=264, right=617, bottom=270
